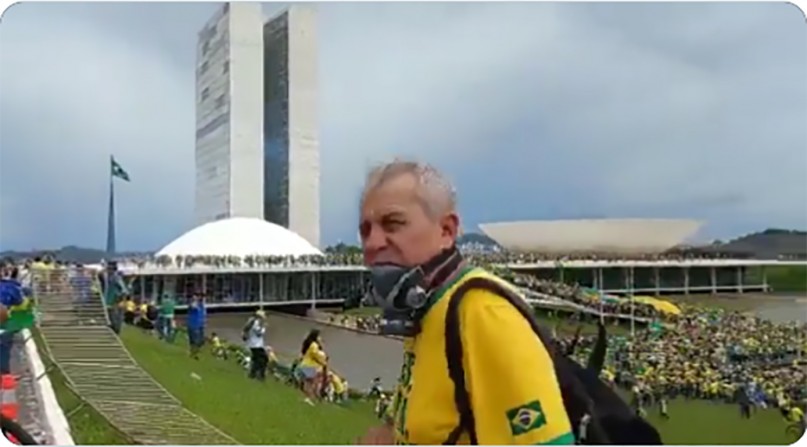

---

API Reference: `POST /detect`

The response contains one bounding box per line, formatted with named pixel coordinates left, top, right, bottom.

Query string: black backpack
left=443, top=276, right=662, bottom=445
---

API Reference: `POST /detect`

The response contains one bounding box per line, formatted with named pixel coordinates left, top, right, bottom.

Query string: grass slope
left=121, top=328, right=377, bottom=444
left=630, top=395, right=790, bottom=445
left=122, top=326, right=793, bottom=445
left=30, top=329, right=130, bottom=445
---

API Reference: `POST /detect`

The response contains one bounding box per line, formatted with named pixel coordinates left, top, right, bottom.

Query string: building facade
left=195, top=3, right=320, bottom=248
left=195, top=3, right=265, bottom=224
left=263, top=7, right=320, bottom=248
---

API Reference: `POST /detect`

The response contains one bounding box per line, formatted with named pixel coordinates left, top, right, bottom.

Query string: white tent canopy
left=156, top=217, right=322, bottom=258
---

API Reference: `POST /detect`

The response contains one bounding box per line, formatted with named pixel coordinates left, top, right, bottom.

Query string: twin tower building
left=194, top=3, right=320, bottom=247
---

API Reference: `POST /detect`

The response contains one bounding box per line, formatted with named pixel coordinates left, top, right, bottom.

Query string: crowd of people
left=321, top=298, right=806, bottom=425
left=504, top=271, right=663, bottom=319
left=112, top=248, right=751, bottom=271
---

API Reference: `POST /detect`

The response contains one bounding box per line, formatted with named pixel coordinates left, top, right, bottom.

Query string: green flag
left=111, top=157, right=130, bottom=182
left=1, top=297, right=36, bottom=332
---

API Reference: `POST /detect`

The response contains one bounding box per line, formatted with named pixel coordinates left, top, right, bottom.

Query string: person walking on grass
left=244, top=310, right=268, bottom=381
left=298, top=329, right=328, bottom=406
left=158, top=293, right=176, bottom=342
left=187, top=294, right=206, bottom=360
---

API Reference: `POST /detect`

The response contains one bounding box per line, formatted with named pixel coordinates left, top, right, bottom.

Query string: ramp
left=33, top=268, right=237, bottom=445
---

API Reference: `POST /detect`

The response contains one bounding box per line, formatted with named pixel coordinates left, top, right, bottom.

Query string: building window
left=215, top=94, right=226, bottom=109
left=202, top=40, right=210, bottom=56
left=201, top=87, right=210, bottom=101
left=222, top=61, right=229, bottom=74
left=200, top=61, right=209, bottom=75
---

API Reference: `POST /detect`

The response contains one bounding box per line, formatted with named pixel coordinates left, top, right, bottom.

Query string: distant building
left=194, top=3, right=320, bottom=248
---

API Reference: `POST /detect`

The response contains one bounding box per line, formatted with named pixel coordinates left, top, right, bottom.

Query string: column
left=592, top=268, right=599, bottom=290
left=598, top=268, right=604, bottom=292
left=683, top=267, right=690, bottom=295
left=762, top=267, right=769, bottom=292
left=258, top=273, right=264, bottom=308
left=710, top=267, right=717, bottom=294
left=623, top=267, right=630, bottom=294
left=736, top=267, right=744, bottom=294
left=310, top=273, right=318, bottom=309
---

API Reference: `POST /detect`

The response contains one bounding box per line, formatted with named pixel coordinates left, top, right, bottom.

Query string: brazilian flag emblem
left=506, top=400, right=547, bottom=435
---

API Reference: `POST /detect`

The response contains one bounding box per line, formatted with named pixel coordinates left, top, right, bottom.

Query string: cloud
left=1, top=2, right=805, bottom=251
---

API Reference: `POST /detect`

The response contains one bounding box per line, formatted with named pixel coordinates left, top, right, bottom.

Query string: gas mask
left=368, top=247, right=463, bottom=336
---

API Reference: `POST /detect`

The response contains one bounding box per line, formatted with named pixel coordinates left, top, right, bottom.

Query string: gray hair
left=361, top=159, right=457, bottom=219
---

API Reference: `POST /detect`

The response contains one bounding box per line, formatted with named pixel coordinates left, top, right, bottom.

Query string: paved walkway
left=11, top=332, right=51, bottom=445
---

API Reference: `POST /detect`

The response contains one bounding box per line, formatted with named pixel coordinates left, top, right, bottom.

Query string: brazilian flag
left=507, top=400, right=547, bottom=436
left=1, top=297, right=36, bottom=332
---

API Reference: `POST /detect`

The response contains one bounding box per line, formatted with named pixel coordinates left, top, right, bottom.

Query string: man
left=244, top=310, right=268, bottom=380
left=186, top=295, right=206, bottom=359
left=0, top=264, right=24, bottom=375
left=158, top=293, right=177, bottom=342
left=103, top=262, right=126, bottom=334
left=357, top=160, right=573, bottom=445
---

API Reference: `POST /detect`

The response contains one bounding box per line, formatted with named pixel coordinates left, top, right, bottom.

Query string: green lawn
left=30, top=330, right=130, bottom=445
left=118, top=326, right=793, bottom=445
left=643, top=398, right=791, bottom=445
left=121, top=328, right=377, bottom=444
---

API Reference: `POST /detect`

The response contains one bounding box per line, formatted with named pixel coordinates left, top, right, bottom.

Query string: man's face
left=360, top=173, right=458, bottom=267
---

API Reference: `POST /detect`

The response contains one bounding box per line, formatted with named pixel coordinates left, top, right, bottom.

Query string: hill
left=717, top=229, right=806, bottom=259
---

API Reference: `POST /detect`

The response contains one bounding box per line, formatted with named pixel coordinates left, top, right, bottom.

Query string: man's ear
left=441, top=212, right=460, bottom=242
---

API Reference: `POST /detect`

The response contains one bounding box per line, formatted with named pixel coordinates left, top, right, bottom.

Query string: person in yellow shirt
left=211, top=332, right=227, bottom=360
left=299, top=329, right=328, bottom=405
left=326, top=371, right=348, bottom=404
left=356, top=160, right=573, bottom=445
left=789, top=405, right=804, bottom=423
left=123, top=297, right=136, bottom=325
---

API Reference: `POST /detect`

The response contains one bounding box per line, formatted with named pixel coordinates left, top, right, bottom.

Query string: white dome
left=157, top=217, right=322, bottom=258
left=480, top=219, right=702, bottom=254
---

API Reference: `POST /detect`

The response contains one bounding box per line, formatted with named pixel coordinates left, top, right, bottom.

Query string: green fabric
left=1, top=297, right=36, bottom=331
left=537, top=432, right=575, bottom=445
left=420, top=265, right=475, bottom=316
left=160, top=297, right=176, bottom=317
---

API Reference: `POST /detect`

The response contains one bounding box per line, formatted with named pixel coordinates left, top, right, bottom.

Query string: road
left=204, top=312, right=403, bottom=387
left=200, top=293, right=807, bottom=388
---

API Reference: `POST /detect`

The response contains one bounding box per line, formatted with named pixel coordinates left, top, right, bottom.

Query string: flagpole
left=106, top=156, right=117, bottom=256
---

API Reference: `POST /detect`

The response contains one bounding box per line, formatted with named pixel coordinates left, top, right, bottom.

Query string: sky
left=1, top=2, right=805, bottom=251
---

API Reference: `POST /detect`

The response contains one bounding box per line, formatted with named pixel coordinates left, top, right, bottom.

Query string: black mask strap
left=421, top=246, right=464, bottom=294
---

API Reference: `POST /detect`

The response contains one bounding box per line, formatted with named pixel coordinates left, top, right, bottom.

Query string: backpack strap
left=442, top=275, right=594, bottom=445
left=443, top=275, right=546, bottom=445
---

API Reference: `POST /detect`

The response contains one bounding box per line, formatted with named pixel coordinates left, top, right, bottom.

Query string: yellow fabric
left=392, top=268, right=573, bottom=445
left=300, top=341, right=327, bottom=370
left=789, top=407, right=804, bottom=423
left=330, top=373, right=346, bottom=394
left=633, top=296, right=681, bottom=315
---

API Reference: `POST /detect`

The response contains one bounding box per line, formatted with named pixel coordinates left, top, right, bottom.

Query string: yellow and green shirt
left=391, top=267, right=574, bottom=445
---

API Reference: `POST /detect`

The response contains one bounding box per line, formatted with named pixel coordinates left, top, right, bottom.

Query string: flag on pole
left=111, top=157, right=130, bottom=182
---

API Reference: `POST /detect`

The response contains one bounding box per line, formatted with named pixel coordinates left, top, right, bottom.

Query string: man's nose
left=362, top=226, right=388, bottom=252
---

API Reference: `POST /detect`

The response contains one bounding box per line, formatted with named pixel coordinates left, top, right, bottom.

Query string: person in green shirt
left=158, top=293, right=177, bottom=342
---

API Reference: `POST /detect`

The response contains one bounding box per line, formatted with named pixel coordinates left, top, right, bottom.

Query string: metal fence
left=32, top=267, right=237, bottom=445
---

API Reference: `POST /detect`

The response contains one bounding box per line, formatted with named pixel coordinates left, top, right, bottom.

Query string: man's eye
left=383, top=220, right=405, bottom=231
